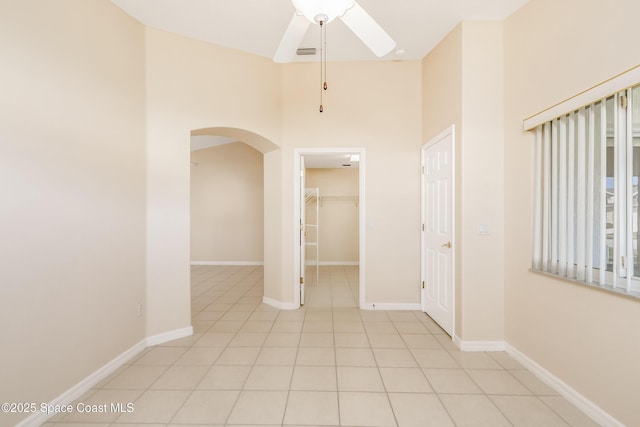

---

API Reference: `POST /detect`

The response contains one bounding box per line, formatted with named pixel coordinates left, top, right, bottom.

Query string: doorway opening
left=190, top=136, right=264, bottom=266
left=188, top=127, right=278, bottom=318
left=294, top=148, right=366, bottom=309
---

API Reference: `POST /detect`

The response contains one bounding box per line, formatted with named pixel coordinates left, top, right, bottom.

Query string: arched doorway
left=191, top=127, right=279, bottom=154
left=188, top=127, right=280, bottom=322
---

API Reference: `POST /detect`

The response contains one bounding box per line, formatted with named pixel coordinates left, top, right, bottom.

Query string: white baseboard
left=146, top=326, right=193, bottom=347
left=16, top=326, right=194, bottom=427
left=317, top=261, right=360, bottom=266
left=453, top=336, right=506, bottom=352
left=360, top=303, right=422, bottom=311
left=15, top=339, right=147, bottom=427
left=439, top=338, right=621, bottom=425
left=262, top=296, right=299, bottom=310
left=505, top=343, right=623, bottom=427
left=191, top=261, right=264, bottom=266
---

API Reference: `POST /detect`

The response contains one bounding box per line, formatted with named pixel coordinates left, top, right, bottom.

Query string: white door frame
left=421, top=125, right=455, bottom=338
left=293, top=147, right=366, bottom=309
left=299, top=156, right=306, bottom=306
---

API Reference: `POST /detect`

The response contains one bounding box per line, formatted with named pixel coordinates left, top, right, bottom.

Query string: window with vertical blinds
left=532, top=84, right=640, bottom=296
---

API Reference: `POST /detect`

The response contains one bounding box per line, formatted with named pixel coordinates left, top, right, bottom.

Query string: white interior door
left=421, top=127, right=454, bottom=336
left=300, top=156, right=306, bottom=305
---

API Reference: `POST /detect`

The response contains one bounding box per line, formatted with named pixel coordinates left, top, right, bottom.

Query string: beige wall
left=282, top=61, right=423, bottom=305
left=306, top=168, right=359, bottom=264
left=422, top=22, right=505, bottom=341
left=144, top=27, right=282, bottom=334
left=0, top=1, right=146, bottom=424
left=422, top=24, right=463, bottom=335
left=190, top=143, right=264, bottom=263
left=460, top=21, right=505, bottom=341
left=504, top=0, right=640, bottom=424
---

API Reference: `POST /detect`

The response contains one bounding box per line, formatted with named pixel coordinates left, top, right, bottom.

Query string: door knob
left=441, top=241, right=451, bottom=248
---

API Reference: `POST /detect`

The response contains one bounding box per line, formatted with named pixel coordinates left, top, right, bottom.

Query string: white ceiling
left=304, top=154, right=360, bottom=169
left=111, top=0, right=529, bottom=62
left=191, top=135, right=236, bottom=151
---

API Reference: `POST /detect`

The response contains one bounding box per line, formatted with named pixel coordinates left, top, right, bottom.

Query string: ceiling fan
left=274, top=0, right=396, bottom=63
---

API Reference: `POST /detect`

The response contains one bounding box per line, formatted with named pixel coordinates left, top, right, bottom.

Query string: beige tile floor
left=44, top=265, right=599, bottom=426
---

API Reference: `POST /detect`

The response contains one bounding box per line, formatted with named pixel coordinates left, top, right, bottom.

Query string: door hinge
left=300, top=277, right=304, bottom=284
left=421, top=166, right=424, bottom=175
left=422, top=281, right=425, bottom=289
left=621, top=94, right=628, bottom=109
left=422, top=224, right=425, bottom=231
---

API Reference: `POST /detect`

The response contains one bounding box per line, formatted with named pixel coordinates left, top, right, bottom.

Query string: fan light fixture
left=274, top=0, right=396, bottom=64
left=292, top=0, right=355, bottom=24
left=291, top=0, right=353, bottom=112
left=278, top=0, right=395, bottom=113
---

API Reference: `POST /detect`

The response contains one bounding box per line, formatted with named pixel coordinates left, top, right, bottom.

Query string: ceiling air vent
left=296, top=48, right=317, bottom=56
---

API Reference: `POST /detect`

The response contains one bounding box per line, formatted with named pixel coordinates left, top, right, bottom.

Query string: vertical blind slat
left=558, top=116, right=568, bottom=276
left=551, top=120, right=559, bottom=273
left=542, top=122, right=551, bottom=272
left=587, top=105, right=595, bottom=282
left=567, top=113, right=576, bottom=279
left=612, top=96, right=619, bottom=289
left=576, top=108, right=586, bottom=280
left=533, top=126, right=543, bottom=270
left=599, top=100, right=607, bottom=285
left=626, top=89, right=634, bottom=291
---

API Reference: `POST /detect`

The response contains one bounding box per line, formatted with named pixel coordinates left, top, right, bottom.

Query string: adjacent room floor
left=45, top=265, right=598, bottom=426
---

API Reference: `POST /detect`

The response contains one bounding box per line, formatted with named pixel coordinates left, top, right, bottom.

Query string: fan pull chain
left=319, top=19, right=327, bottom=113
left=323, top=17, right=327, bottom=92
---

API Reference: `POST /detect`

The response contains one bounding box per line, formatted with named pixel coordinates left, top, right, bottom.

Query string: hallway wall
left=306, top=168, right=359, bottom=265
left=190, top=142, right=264, bottom=264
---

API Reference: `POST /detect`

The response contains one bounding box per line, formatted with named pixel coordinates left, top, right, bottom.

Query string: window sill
left=529, top=269, right=640, bottom=301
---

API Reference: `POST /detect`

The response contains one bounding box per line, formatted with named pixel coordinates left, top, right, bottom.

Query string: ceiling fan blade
left=274, top=13, right=310, bottom=63
left=339, top=1, right=396, bottom=57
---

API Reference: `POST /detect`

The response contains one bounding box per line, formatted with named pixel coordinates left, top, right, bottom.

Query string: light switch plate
left=478, top=223, right=490, bottom=235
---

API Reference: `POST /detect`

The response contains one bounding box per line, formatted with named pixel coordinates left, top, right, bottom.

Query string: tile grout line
left=167, top=267, right=243, bottom=425
left=66, top=265, right=585, bottom=427
left=169, top=265, right=261, bottom=425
